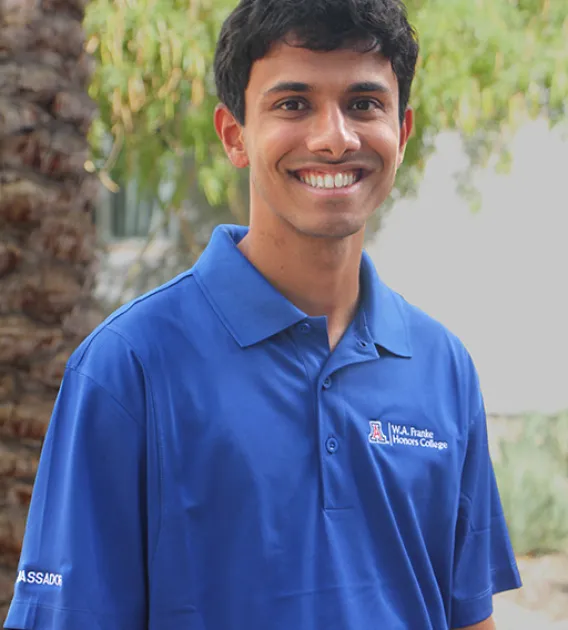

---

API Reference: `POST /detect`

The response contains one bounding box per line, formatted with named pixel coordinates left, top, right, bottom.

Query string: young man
left=5, top=1, right=521, bottom=629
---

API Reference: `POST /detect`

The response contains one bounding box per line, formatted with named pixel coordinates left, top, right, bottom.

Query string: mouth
left=290, top=168, right=366, bottom=192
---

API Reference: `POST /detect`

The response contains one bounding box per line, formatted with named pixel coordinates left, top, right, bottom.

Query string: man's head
left=213, top=0, right=419, bottom=240
left=214, top=0, right=418, bottom=127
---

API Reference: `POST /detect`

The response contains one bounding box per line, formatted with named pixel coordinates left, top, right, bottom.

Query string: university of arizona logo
left=368, top=421, right=389, bottom=444
left=368, top=419, right=449, bottom=451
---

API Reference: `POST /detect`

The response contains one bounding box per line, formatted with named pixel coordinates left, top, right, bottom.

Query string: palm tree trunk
left=0, top=0, right=100, bottom=619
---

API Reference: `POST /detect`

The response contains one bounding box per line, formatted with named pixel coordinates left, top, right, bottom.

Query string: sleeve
left=450, top=404, right=522, bottom=628
left=4, top=363, right=148, bottom=630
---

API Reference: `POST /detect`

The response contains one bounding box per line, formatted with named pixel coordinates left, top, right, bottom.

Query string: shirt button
left=322, top=377, right=332, bottom=389
left=358, top=339, right=369, bottom=349
left=326, top=437, right=339, bottom=454
left=299, top=322, right=311, bottom=334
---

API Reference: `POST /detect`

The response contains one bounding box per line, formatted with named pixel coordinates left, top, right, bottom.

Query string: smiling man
left=5, top=1, right=521, bottom=630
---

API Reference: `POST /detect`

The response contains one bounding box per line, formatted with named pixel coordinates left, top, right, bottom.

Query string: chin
left=292, top=217, right=366, bottom=240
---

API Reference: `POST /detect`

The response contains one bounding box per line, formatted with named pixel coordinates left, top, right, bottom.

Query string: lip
left=288, top=164, right=370, bottom=197
left=289, top=168, right=369, bottom=196
left=290, top=161, right=371, bottom=172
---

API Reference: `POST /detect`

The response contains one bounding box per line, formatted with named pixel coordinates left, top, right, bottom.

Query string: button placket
left=317, top=367, right=352, bottom=509
left=316, top=328, right=380, bottom=511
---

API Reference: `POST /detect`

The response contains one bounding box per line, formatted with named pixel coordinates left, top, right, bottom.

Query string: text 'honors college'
left=369, top=421, right=449, bottom=450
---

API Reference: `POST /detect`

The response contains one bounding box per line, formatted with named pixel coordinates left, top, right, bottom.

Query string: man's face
left=216, top=41, right=413, bottom=240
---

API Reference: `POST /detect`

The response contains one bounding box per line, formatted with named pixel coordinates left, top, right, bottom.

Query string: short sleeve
left=4, top=362, right=148, bottom=629
left=450, top=405, right=522, bottom=628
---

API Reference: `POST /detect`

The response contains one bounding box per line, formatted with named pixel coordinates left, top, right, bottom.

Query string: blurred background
left=0, top=0, right=567, bottom=627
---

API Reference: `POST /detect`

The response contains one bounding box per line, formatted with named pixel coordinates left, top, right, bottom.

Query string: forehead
left=247, top=41, right=398, bottom=95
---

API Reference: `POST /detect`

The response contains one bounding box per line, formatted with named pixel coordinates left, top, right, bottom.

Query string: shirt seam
left=390, top=290, right=412, bottom=355
left=71, top=273, right=194, bottom=367
left=453, top=563, right=520, bottom=606
left=66, top=366, right=141, bottom=428
left=285, top=328, right=331, bottom=511
left=453, top=585, right=493, bottom=605
left=103, top=326, right=164, bottom=587
left=458, top=406, right=489, bottom=520
left=8, top=598, right=139, bottom=619
left=467, top=399, right=485, bottom=433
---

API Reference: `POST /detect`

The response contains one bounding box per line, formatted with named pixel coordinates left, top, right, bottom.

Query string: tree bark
left=0, top=0, right=99, bottom=620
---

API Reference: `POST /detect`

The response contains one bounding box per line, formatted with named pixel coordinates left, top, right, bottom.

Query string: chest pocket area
left=353, top=415, right=460, bottom=507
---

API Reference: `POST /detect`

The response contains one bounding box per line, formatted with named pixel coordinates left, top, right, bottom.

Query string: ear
left=397, top=107, right=414, bottom=167
left=214, top=104, right=249, bottom=169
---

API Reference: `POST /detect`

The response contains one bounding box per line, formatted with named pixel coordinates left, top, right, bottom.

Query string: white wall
left=369, top=120, right=568, bottom=415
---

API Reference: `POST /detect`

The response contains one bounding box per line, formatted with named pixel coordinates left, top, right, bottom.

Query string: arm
left=449, top=367, right=521, bottom=628
left=4, top=331, right=151, bottom=630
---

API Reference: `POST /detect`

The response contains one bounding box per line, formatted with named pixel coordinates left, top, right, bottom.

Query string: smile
left=292, top=169, right=364, bottom=190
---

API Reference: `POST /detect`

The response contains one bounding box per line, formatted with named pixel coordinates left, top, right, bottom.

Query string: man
left=5, top=0, right=521, bottom=628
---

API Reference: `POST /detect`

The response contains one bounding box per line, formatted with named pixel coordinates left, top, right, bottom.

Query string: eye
left=350, top=99, right=382, bottom=112
left=277, top=99, right=308, bottom=112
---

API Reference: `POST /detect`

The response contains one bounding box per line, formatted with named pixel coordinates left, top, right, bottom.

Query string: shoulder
left=67, top=269, right=203, bottom=404
left=381, top=282, right=470, bottom=360
left=398, top=291, right=470, bottom=357
left=387, top=285, right=482, bottom=412
left=93, top=268, right=200, bottom=347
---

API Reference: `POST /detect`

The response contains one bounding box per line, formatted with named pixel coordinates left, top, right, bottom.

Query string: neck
left=238, top=216, right=364, bottom=350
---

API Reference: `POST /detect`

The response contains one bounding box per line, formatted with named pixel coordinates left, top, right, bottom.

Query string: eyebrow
left=263, top=81, right=392, bottom=96
left=349, top=81, right=392, bottom=95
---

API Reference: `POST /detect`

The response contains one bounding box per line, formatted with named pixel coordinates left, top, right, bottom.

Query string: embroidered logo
left=368, top=421, right=389, bottom=444
left=368, top=421, right=449, bottom=450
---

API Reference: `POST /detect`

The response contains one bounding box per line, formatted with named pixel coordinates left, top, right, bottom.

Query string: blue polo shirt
left=5, top=224, right=521, bottom=630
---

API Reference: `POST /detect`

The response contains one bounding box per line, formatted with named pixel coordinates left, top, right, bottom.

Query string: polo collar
left=194, top=224, right=412, bottom=357
left=358, top=251, right=413, bottom=358
left=194, top=225, right=306, bottom=347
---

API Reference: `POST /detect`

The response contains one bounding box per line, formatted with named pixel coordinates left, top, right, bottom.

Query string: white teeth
left=299, top=171, right=360, bottom=189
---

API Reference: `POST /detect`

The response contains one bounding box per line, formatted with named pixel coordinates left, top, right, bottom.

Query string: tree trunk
left=0, top=0, right=101, bottom=620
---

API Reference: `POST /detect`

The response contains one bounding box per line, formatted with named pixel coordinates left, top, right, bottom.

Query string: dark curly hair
left=214, top=0, right=419, bottom=127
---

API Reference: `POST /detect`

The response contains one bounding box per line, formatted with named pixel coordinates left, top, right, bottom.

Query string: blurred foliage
left=84, top=0, right=568, bottom=228
left=409, top=0, right=568, bottom=210
left=493, top=411, right=568, bottom=556
left=85, top=0, right=238, bottom=214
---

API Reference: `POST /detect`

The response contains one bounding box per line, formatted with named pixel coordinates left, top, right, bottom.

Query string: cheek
left=372, top=126, right=401, bottom=161
left=257, top=123, right=303, bottom=163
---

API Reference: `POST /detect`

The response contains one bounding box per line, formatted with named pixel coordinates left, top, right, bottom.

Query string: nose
left=305, top=105, right=361, bottom=159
